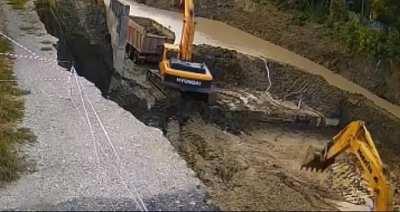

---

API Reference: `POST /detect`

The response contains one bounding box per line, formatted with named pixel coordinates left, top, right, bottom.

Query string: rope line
left=0, top=31, right=38, bottom=56
left=75, top=69, right=148, bottom=211
left=73, top=68, right=101, bottom=166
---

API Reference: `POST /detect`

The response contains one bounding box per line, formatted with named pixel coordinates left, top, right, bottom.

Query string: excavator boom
left=302, top=121, right=393, bottom=211
left=179, top=0, right=195, bottom=61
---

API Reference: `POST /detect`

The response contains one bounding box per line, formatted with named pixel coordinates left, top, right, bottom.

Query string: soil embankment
left=35, top=0, right=400, bottom=210
left=35, top=0, right=114, bottom=93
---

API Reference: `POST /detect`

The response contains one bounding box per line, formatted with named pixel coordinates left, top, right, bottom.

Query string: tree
left=329, top=0, right=348, bottom=22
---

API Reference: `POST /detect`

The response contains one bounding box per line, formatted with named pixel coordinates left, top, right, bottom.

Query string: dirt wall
left=35, top=0, right=114, bottom=92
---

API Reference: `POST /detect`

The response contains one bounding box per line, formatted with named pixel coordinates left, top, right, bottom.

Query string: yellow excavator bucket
left=300, top=121, right=393, bottom=211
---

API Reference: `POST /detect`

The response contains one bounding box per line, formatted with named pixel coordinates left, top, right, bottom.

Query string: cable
left=0, top=31, right=38, bottom=56
left=262, top=57, right=272, bottom=92
left=73, top=67, right=100, bottom=166
left=0, top=80, right=17, bottom=82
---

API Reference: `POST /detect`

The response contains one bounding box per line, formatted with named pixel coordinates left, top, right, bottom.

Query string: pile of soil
left=130, top=16, right=173, bottom=38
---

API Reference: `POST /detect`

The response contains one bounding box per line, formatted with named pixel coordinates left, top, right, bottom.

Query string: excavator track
left=147, top=69, right=168, bottom=97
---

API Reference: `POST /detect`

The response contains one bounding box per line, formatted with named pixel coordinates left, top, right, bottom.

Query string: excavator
left=302, top=121, right=393, bottom=211
left=147, top=0, right=215, bottom=102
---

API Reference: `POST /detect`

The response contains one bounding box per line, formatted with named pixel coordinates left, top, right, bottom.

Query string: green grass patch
left=6, top=0, right=29, bottom=10
left=0, top=37, right=36, bottom=183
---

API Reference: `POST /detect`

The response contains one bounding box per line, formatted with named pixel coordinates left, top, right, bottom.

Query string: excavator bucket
left=301, top=145, right=334, bottom=172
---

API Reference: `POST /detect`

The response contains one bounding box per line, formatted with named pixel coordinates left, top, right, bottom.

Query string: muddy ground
left=34, top=0, right=399, bottom=210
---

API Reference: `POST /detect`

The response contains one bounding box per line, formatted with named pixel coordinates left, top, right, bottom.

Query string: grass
left=0, top=37, right=36, bottom=183
left=6, top=0, right=29, bottom=10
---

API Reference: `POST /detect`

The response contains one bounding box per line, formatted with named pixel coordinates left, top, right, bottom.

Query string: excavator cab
left=160, top=43, right=214, bottom=94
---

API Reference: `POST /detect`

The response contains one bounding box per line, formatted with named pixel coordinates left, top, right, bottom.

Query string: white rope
left=0, top=80, right=17, bottom=82
left=73, top=68, right=100, bottom=165
left=0, top=31, right=38, bottom=56
left=76, top=74, right=148, bottom=211
left=262, top=57, right=272, bottom=92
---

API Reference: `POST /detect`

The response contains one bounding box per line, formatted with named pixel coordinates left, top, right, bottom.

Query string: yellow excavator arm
left=179, top=0, right=195, bottom=61
left=302, top=121, right=393, bottom=211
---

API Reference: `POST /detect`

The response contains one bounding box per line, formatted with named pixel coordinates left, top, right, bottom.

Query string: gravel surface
left=0, top=1, right=210, bottom=210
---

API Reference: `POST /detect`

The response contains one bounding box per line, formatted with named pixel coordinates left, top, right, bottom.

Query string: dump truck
left=126, top=16, right=175, bottom=63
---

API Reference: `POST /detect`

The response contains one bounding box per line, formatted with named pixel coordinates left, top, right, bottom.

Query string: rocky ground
left=0, top=1, right=212, bottom=210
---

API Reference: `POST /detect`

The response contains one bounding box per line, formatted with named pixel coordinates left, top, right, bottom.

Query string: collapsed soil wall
left=35, top=0, right=114, bottom=92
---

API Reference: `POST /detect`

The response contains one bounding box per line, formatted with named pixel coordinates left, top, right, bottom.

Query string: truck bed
left=130, top=16, right=175, bottom=39
left=126, top=16, right=175, bottom=62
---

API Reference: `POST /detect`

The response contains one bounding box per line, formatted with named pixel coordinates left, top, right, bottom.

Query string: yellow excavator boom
left=302, top=121, right=393, bottom=211
left=179, top=0, right=195, bottom=61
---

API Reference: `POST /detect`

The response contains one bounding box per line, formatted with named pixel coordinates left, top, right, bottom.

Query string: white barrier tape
left=0, top=31, right=38, bottom=56
left=0, top=52, right=73, bottom=66
left=0, top=52, right=54, bottom=63
left=0, top=80, right=18, bottom=82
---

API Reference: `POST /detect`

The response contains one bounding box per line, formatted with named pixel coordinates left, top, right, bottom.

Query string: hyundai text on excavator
left=302, top=121, right=393, bottom=211
left=147, top=0, right=215, bottom=101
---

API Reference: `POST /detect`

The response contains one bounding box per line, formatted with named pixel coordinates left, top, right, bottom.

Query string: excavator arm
left=179, top=0, right=195, bottom=61
left=302, top=121, right=393, bottom=211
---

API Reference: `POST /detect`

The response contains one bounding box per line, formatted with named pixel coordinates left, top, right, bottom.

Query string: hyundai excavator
left=302, top=121, right=393, bottom=211
left=147, top=0, right=214, bottom=101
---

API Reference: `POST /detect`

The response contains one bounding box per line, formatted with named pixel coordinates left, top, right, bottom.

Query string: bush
left=6, top=0, right=29, bottom=10
left=334, top=16, right=400, bottom=60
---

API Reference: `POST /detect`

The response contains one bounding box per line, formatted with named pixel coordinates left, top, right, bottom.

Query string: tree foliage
left=264, top=0, right=400, bottom=60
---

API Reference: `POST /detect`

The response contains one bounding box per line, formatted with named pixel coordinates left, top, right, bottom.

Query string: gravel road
left=0, top=1, right=210, bottom=210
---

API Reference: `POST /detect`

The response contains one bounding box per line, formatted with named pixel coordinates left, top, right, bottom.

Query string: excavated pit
left=34, top=0, right=400, bottom=210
